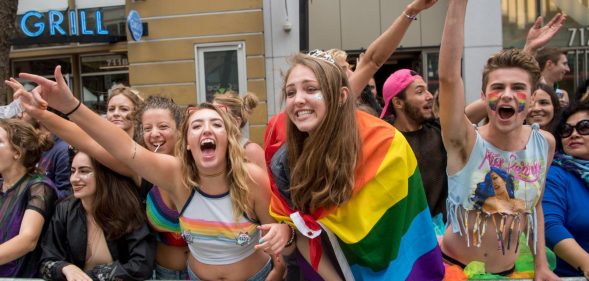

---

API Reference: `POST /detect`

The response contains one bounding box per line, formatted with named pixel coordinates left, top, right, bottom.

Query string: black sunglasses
left=559, top=119, right=589, bottom=138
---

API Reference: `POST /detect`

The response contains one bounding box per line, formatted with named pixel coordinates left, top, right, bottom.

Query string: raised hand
left=407, top=0, right=439, bottom=14
left=18, top=65, right=79, bottom=114
left=524, top=13, right=567, bottom=55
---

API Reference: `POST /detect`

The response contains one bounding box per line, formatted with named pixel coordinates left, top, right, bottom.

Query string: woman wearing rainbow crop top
left=5, top=82, right=190, bottom=279
left=13, top=68, right=290, bottom=280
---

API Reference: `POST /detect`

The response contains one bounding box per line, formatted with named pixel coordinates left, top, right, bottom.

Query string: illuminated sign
left=20, top=9, right=109, bottom=37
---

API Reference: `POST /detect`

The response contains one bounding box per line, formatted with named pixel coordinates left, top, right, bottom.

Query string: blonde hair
left=326, top=49, right=348, bottom=63
left=213, top=91, right=259, bottom=128
left=175, top=103, right=253, bottom=218
left=283, top=53, right=361, bottom=213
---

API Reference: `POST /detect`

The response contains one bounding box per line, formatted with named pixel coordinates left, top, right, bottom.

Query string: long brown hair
left=73, top=151, right=145, bottom=240
left=175, top=103, right=253, bottom=218
left=283, top=53, right=361, bottom=213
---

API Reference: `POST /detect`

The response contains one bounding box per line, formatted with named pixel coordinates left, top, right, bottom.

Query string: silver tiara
left=308, top=49, right=336, bottom=65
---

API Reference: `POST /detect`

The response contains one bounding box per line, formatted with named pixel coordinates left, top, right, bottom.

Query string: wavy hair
left=482, top=49, right=541, bottom=93
left=0, top=119, right=53, bottom=174
left=283, top=53, right=361, bottom=213
left=175, top=103, right=253, bottom=218
left=71, top=151, right=144, bottom=240
left=108, top=85, right=145, bottom=143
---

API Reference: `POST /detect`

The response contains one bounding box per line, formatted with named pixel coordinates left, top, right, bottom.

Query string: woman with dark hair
left=39, top=151, right=155, bottom=281
left=0, top=118, right=57, bottom=277
left=527, top=82, right=561, bottom=133
left=471, top=167, right=526, bottom=215
left=542, top=103, right=589, bottom=278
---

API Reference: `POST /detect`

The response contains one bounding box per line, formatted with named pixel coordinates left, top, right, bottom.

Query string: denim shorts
left=187, top=258, right=272, bottom=281
left=154, top=263, right=188, bottom=280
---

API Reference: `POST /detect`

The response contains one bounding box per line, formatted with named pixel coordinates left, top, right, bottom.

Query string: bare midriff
left=441, top=211, right=528, bottom=273
left=156, top=243, right=189, bottom=271
left=188, top=249, right=269, bottom=280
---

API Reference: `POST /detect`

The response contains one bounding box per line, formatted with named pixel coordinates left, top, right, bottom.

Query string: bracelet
left=64, top=100, right=82, bottom=117
left=403, top=11, right=418, bottom=21
left=282, top=222, right=296, bottom=247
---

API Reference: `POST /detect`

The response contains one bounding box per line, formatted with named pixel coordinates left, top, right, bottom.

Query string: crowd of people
left=1, top=0, right=588, bottom=280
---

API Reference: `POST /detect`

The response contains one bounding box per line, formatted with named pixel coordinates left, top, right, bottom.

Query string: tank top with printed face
left=447, top=124, right=548, bottom=251
left=179, top=188, right=259, bottom=265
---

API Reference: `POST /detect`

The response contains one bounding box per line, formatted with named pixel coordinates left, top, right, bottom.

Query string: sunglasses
left=559, top=119, right=589, bottom=138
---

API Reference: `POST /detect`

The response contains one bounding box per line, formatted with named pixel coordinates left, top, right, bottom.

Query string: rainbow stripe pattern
left=270, top=111, right=444, bottom=280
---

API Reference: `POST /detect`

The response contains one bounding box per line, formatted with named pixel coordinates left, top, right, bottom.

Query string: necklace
left=1, top=175, right=26, bottom=192
left=201, top=169, right=226, bottom=177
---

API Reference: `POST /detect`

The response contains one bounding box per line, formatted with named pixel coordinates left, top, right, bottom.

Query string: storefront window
left=80, top=54, right=129, bottom=114
left=195, top=42, right=247, bottom=103
left=11, top=57, right=73, bottom=91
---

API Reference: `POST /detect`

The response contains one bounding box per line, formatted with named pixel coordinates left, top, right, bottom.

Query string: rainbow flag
left=269, top=111, right=444, bottom=280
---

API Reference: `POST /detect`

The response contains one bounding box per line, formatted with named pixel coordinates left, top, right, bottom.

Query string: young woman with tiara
left=268, top=52, right=444, bottom=280
left=14, top=68, right=290, bottom=281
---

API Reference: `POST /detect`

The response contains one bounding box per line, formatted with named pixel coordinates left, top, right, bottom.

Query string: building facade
left=10, top=0, right=589, bottom=143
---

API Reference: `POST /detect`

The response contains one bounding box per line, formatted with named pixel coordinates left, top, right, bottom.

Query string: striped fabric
left=269, top=111, right=444, bottom=280
left=146, top=186, right=186, bottom=247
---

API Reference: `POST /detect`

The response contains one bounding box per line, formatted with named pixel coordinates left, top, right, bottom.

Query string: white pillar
left=263, top=0, right=300, bottom=117
left=463, top=0, right=503, bottom=103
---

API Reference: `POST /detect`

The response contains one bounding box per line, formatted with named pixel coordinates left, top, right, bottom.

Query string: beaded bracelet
left=282, top=222, right=296, bottom=247
left=403, top=11, right=418, bottom=21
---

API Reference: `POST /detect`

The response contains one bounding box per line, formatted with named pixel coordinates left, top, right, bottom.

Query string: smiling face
left=142, top=108, right=178, bottom=155
left=548, top=54, right=570, bottom=83
left=185, top=108, right=228, bottom=172
left=526, top=89, right=555, bottom=129
left=562, top=111, right=589, bottom=160
left=484, top=68, right=533, bottom=132
left=107, top=94, right=135, bottom=133
left=70, top=152, right=97, bottom=201
left=285, top=64, right=328, bottom=134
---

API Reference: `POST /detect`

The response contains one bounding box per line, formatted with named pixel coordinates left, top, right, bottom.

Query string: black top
left=400, top=122, right=448, bottom=220
left=39, top=199, right=155, bottom=281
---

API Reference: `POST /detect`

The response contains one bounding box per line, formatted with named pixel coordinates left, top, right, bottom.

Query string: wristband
left=64, top=100, right=82, bottom=117
left=403, top=11, right=418, bottom=21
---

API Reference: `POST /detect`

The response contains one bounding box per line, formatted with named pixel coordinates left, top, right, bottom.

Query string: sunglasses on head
left=559, top=119, right=589, bottom=138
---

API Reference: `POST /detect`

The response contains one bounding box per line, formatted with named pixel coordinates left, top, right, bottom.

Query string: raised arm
left=15, top=67, right=184, bottom=199
left=6, top=78, right=139, bottom=183
left=350, top=0, right=438, bottom=97
left=438, top=0, right=474, bottom=173
left=523, top=13, right=566, bottom=57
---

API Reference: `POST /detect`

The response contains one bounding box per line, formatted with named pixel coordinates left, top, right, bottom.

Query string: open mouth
left=498, top=106, right=515, bottom=120
left=151, top=141, right=164, bottom=152
left=296, top=110, right=314, bottom=118
left=200, top=139, right=217, bottom=157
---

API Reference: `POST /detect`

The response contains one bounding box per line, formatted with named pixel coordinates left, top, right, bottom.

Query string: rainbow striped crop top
left=146, top=186, right=187, bottom=247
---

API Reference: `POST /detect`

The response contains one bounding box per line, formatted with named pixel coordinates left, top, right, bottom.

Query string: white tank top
left=179, top=188, right=259, bottom=265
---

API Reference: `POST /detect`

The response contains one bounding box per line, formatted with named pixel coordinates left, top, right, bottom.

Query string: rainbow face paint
left=487, top=91, right=501, bottom=111
left=515, top=92, right=527, bottom=112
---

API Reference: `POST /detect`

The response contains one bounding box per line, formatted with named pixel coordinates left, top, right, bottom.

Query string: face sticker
left=487, top=92, right=501, bottom=111
left=515, top=92, right=527, bottom=112
left=312, top=91, right=324, bottom=101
